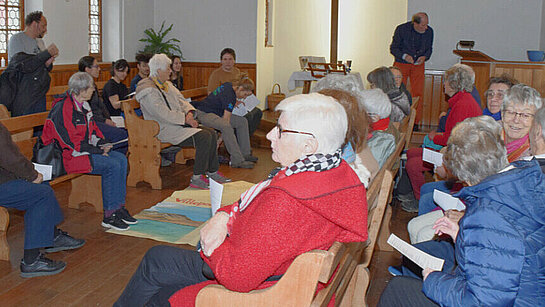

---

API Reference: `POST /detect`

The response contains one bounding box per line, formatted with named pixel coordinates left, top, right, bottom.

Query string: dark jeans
left=89, top=151, right=127, bottom=211
left=114, top=246, right=208, bottom=307
left=378, top=276, right=439, bottom=307
left=0, top=180, right=63, bottom=249
left=400, top=239, right=456, bottom=279
left=244, top=107, right=263, bottom=137
left=96, top=121, right=128, bottom=154
left=177, top=127, right=219, bottom=175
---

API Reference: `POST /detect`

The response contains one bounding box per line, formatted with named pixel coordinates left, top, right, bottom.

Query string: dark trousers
left=0, top=180, right=63, bottom=249
left=244, top=107, right=263, bottom=137
left=177, top=127, right=219, bottom=175
left=114, top=245, right=208, bottom=307
left=96, top=121, right=129, bottom=154
left=400, top=239, right=456, bottom=278
left=378, top=276, right=439, bottom=307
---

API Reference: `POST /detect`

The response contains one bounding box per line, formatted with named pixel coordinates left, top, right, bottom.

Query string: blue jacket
left=422, top=160, right=545, bottom=306
left=390, top=21, right=433, bottom=64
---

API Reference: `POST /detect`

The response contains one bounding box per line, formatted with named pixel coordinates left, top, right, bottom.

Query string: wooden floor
left=0, top=146, right=415, bottom=307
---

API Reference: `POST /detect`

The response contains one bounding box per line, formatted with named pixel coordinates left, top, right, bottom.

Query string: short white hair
left=360, top=89, right=391, bottom=119
left=149, top=53, right=171, bottom=77
left=276, top=93, right=347, bottom=154
left=311, top=74, right=365, bottom=94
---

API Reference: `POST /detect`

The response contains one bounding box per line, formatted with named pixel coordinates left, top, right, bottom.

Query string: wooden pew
left=120, top=86, right=207, bottom=189
left=0, top=112, right=103, bottom=261
left=45, top=80, right=108, bottom=111
left=195, top=171, right=394, bottom=307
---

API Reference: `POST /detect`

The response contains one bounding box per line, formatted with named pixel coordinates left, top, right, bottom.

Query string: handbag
left=32, top=137, right=66, bottom=179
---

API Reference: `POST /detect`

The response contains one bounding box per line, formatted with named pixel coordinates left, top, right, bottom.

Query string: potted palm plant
left=139, top=21, right=183, bottom=57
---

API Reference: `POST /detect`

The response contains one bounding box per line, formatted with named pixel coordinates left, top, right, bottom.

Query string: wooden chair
left=195, top=171, right=394, bottom=307
left=307, top=62, right=347, bottom=79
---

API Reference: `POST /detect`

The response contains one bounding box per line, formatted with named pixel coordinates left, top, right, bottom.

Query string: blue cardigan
left=423, top=160, right=545, bottom=306
left=390, top=21, right=433, bottom=64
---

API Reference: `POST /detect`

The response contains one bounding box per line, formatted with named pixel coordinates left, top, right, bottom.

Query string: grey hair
left=360, top=89, right=392, bottom=119
left=443, top=116, right=508, bottom=185
left=502, top=83, right=543, bottom=111
left=276, top=93, right=348, bottom=154
left=452, top=63, right=475, bottom=84
left=312, top=73, right=364, bottom=94
left=444, top=65, right=474, bottom=93
left=68, top=72, right=94, bottom=96
left=149, top=53, right=172, bottom=77
left=534, top=107, right=545, bottom=140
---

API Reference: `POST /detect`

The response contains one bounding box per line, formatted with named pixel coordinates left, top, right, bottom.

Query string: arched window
left=89, top=0, right=102, bottom=61
left=0, top=0, right=24, bottom=64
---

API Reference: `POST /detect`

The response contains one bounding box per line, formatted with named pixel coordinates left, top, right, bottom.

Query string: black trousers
left=114, top=246, right=208, bottom=307
left=177, top=126, right=220, bottom=175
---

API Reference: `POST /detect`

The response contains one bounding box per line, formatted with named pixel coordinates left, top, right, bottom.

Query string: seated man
left=0, top=122, right=84, bottom=278
left=130, top=53, right=151, bottom=93
left=207, top=48, right=263, bottom=137
left=114, top=92, right=369, bottom=306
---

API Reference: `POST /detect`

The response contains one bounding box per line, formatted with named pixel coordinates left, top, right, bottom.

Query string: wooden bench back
left=180, top=86, right=208, bottom=101
left=1, top=112, right=48, bottom=159
left=45, top=80, right=109, bottom=110
left=401, top=97, right=419, bottom=150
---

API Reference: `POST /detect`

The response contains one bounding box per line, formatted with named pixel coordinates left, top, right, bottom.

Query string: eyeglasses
left=485, top=90, right=505, bottom=99
left=275, top=125, right=315, bottom=139
left=503, top=110, right=534, bottom=121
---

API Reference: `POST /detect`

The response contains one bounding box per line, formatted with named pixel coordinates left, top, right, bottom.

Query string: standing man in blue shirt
left=390, top=12, right=433, bottom=125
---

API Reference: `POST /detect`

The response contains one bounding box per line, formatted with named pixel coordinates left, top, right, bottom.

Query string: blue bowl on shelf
left=527, top=50, right=545, bottom=62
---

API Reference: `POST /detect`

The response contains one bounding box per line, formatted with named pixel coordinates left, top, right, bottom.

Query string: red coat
left=41, top=93, right=106, bottom=173
left=433, top=91, right=482, bottom=146
left=169, top=161, right=368, bottom=306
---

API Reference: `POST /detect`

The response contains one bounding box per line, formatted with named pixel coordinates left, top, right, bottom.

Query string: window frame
left=0, top=1, right=25, bottom=65
left=89, top=0, right=102, bottom=61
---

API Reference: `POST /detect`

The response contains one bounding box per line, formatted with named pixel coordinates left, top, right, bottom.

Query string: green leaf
left=139, top=21, right=183, bottom=59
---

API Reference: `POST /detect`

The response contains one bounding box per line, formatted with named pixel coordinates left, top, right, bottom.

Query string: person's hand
left=32, top=172, right=43, bottom=184
left=45, top=57, right=55, bottom=67
left=435, top=165, right=447, bottom=179
left=433, top=216, right=460, bottom=241
left=422, top=267, right=436, bottom=280
left=101, top=144, right=113, bottom=156
left=235, top=99, right=245, bottom=107
left=445, top=210, right=465, bottom=224
left=416, top=56, right=426, bottom=65
left=200, top=212, right=229, bottom=257
left=105, top=119, right=117, bottom=127
left=185, top=112, right=199, bottom=128
left=439, top=111, right=447, bottom=118
left=404, top=55, right=415, bottom=64
left=47, top=43, right=59, bottom=57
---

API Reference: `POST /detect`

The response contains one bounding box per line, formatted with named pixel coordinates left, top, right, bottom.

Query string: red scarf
left=503, top=130, right=530, bottom=162
left=371, top=117, right=390, bottom=131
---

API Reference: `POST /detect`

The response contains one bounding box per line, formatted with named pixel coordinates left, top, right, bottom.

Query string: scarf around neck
left=483, top=108, right=502, bottom=121
left=503, top=130, right=530, bottom=162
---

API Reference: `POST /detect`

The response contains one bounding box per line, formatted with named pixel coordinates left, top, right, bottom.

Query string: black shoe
left=244, top=155, right=259, bottom=163
left=20, top=253, right=66, bottom=278
left=44, top=229, right=85, bottom=253
left=117, top=207, right=138, bottom=225
left=101, top=213, right=130, bottom=231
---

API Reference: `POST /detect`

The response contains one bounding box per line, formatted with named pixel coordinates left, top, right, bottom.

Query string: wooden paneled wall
left=0, top=61, right=256, bottom=91
left=420, top=70, right=448, bottom=129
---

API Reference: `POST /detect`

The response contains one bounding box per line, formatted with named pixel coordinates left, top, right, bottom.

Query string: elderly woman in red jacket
left=114, top=93, right=369, bottom=307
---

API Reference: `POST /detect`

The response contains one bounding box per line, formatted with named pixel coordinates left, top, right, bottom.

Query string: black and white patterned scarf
left=285, top=148, right=343, bottom=176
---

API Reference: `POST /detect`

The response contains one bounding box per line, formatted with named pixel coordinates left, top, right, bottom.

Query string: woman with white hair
left=135, top=53, right=230, bottom=189
left=42, top=72, right=137, bottom=231
left=114, top=93, right=369, bottom=307
left=379, top=116, right=545, bottom=306
left=403, top=65, right=482, bottom=210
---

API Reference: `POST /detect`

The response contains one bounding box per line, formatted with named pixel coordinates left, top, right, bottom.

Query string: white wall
left=102, top=0, right=122, bottom=62
left=122, top=0, right=155, bottom=61
left=408, top=0, right=543, bottom=69
left=42, top=0, right=89, bottom=64
left=153, top=0, right=257, bottom=63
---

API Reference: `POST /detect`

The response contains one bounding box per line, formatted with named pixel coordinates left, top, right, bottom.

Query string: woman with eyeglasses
left=483, top=75, right=517, bottom=121
left=114, top=93, right=369, bottom=306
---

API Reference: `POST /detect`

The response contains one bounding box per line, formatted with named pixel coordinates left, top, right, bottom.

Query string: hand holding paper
left=387, top=233, right=444, bottom=271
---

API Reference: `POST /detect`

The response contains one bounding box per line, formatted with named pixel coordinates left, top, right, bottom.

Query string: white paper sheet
left=33, top=163, right=52, bottom=181
left=422, top=148, right=443, bottom=166
left=387, top=233, right=445, bottom=271
left=110, top=116, right=125, bottom=128
left=433, top=189, right=466, bottom=211
left=232, top=94, right=260, bottom=116
left=209, top=178, right=224, bottom=215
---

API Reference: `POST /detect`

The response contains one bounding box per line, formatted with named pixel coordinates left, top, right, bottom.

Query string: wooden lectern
left=454, top=50, right=545, bottom=108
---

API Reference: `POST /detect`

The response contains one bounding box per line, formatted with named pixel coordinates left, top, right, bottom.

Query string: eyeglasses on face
left=275, top=125, right=315, bottom=139
left=485, top=90, right=505, bottom=99
left=503, top=110, right=534, bottom=121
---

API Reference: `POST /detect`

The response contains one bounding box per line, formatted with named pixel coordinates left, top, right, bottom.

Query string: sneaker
left=230, top=160, right=255, bottom=169
left=190, top=175, right=209, bottom=190
left=400, top=198, right=419, bottom=213
left=44, top=229, right=86, bottom=253
left=207, top=171, right=232, bottom=184
left=102, top=213, right=130, bottom=231
left=218, top=155, right=230, bottom=165
left=20, top=254, right=66, bottom=278
left=161, top=156, right=173, bottom=167
left=388, top=265, right=403, bottom=276
left=117, top=207, right=138, bottom=225
left=244, top=155, right=258, bottom=163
